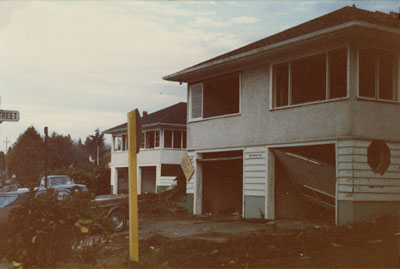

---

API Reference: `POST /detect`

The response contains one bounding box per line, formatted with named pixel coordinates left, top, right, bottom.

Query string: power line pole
left=4, top=136, right=10, bottom=179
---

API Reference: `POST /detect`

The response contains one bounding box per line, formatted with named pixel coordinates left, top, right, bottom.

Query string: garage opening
left=200, top=150, right=243, bottom=216
left=141, top=166, right=156, bottom=194
left=273, top=144, right=336, bottom=223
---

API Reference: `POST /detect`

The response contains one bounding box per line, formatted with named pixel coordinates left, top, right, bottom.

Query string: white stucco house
left=164, top=6, right=400, bottom=225
left=104, top=102, right=187, bottom=195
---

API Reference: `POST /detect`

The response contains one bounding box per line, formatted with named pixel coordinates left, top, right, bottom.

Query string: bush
left=1, top=189, right=113, bottom=267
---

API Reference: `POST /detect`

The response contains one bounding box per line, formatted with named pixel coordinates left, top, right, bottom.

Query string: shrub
left=2, top=189, right=113, bottom=267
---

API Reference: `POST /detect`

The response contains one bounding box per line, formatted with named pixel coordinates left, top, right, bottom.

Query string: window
left=272, top=47, right=347, bottom=108
left=189, top=73, right=240, bottom=120
left=113, top=135, right=128, bottom=152
left=359, top=47, right=397, bottom=101
left=141, top=130, right=160, bottom=149
left=164, top=129, right=186, bottom=149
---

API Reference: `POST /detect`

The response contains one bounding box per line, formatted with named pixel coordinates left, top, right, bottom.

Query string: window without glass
left=173, top=130, right=182, bottom=149
left=359, top=48, right=397, bottom=101
left=182, top=131, right=187, bottom=149
left=114, top=136, right=122, bottom=152
left=142, top=130, right=160, bottom=149
left=272, top=47, right=347, bottom=108
left=164, top=130, right=172, bottom=148
left=190, top=73, right=240, bottom=120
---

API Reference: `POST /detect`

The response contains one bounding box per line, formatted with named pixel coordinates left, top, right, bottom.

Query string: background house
left=164, top=6, right=400, bottom=225
left=104, top=102, right=187, bottom=195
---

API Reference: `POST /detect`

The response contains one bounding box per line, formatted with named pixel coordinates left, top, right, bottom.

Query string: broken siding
left=244, top=146, right=266, bottom=196
left=337, top=139, right=400, bottom=201
left=159, top=176, right=176, bottom=187
left=186, top=151, right=196, bottom=194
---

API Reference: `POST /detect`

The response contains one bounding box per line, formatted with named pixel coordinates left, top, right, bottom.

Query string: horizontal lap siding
left=337, top=139, right=400, bottom=201
left=244, top=147, right=266, bottom=197
left=158, top=176, right=176, bottom=186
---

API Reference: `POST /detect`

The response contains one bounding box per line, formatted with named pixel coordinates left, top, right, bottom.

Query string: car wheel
left=109, top=210, right=127, bottom=232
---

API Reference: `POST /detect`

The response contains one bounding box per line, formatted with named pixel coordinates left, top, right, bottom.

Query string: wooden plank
left=392, top=150, right=400, bottom=157
left=244, top=165, right=266, bottom=172
left=337, top=184, right=353, bottom=193
left=354, top=185, right=400, bottom=193
left=338, top=192, right=400, bottom=201
left=352, top=162, right=400, bottom=172
left=338, top=170, right=353, bottom=177
left=338, top=163, right=353, bottom=170
left=353, top=177, right=400, bottom=186
left=338, top=177, right=353, bottom=184
left=244, top=158, right=267, bottom=165
left=244, top=171, right=266, bottom=178
left=245, top=153, right=266, bottom=160
left=338, top=155, right=353, bottom=163
left=244, top=178, right=266, bottom=184
left=245, top=146, right=266, bottom=153
left=353, top=170, right=400, bottom=178
left=244, top=184, right=266, bottom=191
left=244, top=189, right=265, bottom=197
left=338, top=140, right=370, bottom=148
left=388, top=143, right=400, bottom=150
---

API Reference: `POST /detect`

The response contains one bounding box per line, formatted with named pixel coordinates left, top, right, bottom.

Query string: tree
left=84, top=128, right=108, bottom=167
left=7, top=126, right=44, bottom=188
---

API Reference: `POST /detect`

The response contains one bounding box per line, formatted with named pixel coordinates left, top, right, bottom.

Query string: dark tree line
left=6, top=126, right=111, bottom=194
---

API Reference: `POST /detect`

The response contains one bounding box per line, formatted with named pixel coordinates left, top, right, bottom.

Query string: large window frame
left=270, top=46, right=349, bottom=109
left=357, top=47, right=400, bottom=103
left=113, top=134, right=128, bottom=152
left=188, top=73, right=241, bottom=121
left=163, top=129, right=187, bottom=150
left=140, top=129, right=160, bottom=150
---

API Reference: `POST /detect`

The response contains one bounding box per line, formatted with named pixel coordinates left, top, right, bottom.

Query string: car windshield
left=0, top=195, right=17, bottom=208
left=48, top=177, right=72, bottom=186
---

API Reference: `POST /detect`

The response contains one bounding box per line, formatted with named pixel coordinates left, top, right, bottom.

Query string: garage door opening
left=117, top=167, right=128, bottom=194
left=141, top=166, right=156, bottom=194
left=273, top=144, right=336, bottom=223
left=200, top=150, right=243, bottom=216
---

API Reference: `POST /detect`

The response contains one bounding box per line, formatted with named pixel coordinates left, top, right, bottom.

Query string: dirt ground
left=105, top=211, right=400, bottom=268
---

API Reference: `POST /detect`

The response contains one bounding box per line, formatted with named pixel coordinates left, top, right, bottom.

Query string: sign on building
left=180, top=153, right=195, bottom=182
left=0, top=110, right=20, bottom=122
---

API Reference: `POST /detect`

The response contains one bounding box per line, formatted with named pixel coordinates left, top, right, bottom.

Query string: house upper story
left=164, top=6, right=400, bottom=151
left=104, top=102, right=187, bottom=166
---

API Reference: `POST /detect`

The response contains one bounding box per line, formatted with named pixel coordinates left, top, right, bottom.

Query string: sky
left=0, top=0, right=398, bottom=149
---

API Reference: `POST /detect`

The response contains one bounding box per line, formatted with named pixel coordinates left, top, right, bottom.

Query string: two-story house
left=104, top=102, right=187, bottom=195
left=164, top=6, right=400, bottom=225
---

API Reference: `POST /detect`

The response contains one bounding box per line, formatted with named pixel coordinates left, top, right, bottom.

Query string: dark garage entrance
left=273, top=144, right=336, bottom=223
left=141, top=166, right=156, bottom=194
left=201, top=151, right=243, bottom=216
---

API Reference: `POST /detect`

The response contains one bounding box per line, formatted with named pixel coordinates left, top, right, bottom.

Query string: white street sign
left=0, top=109, right=20, bottom=122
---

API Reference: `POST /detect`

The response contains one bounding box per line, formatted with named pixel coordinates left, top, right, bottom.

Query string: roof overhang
left=164, top=21, right=400, bottom=83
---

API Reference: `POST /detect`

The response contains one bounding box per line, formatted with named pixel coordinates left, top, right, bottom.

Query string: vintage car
left=38, top=175, right=87, bottom=192
left=94, top=194, right=129, bottom=232
left=0, top=189, right=30, bottom=229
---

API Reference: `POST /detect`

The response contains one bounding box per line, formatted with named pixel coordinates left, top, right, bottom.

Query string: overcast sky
left=0, top=0, right=398, bottom=149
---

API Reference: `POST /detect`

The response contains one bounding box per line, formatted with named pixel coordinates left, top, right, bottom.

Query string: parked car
left=94, top=194, right=129, bottom=232
left=0, top=189, right=30, bottom=228
left=38, top=175, right=87, bottom=192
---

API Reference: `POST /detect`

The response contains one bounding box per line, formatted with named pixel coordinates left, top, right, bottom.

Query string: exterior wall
left=337, top=139, right=400, bottom=224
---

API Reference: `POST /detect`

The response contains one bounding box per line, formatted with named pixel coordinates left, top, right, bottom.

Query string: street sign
left=0, top=110, right=19, bottom=122
left=180, top=153, right=195, bottom=182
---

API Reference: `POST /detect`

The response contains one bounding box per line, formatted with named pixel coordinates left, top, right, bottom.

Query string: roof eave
left=163, top=21, right=400, bottom=83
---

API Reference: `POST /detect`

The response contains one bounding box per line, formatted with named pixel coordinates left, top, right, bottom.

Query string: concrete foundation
left=337, top=200, right=400, bottom=225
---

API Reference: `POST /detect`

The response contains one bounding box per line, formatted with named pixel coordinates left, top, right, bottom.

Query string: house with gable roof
left=164, top=6, right=400, bottom=225
left=104, top=102, right=187, bottom=195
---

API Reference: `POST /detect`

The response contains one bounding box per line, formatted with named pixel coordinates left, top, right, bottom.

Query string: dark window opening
left=273, top=63, right=289, bottom=107
left=173, top=130, right=181, bottom=149
left=182, top=131, right=187, bottom=149
left=379, top=51, right=394, bottom=100
left=145, top=131, right=154, bottom=149
left=161, top=164, right=181, bottom=176
left=329, top=47, right=347, bottom=99
left=291, top=53, right=326, bottom=104
left=164, top=130, right=172, bottom=148
left=203, top=73, right=240, bottom=118
left=359, top=48, right=376, bottom=98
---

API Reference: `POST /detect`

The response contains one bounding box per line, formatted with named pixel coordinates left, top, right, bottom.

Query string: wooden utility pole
left=4, top=137, right=9, bottom=179
left=127, top=109, right=140, bottom=262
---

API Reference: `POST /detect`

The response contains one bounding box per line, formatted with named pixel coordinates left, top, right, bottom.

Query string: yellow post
left=127, top=109, right=139, bottom=262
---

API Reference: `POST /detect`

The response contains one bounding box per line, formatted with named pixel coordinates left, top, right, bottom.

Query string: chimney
left=143, top=111, right=148, bottom=117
